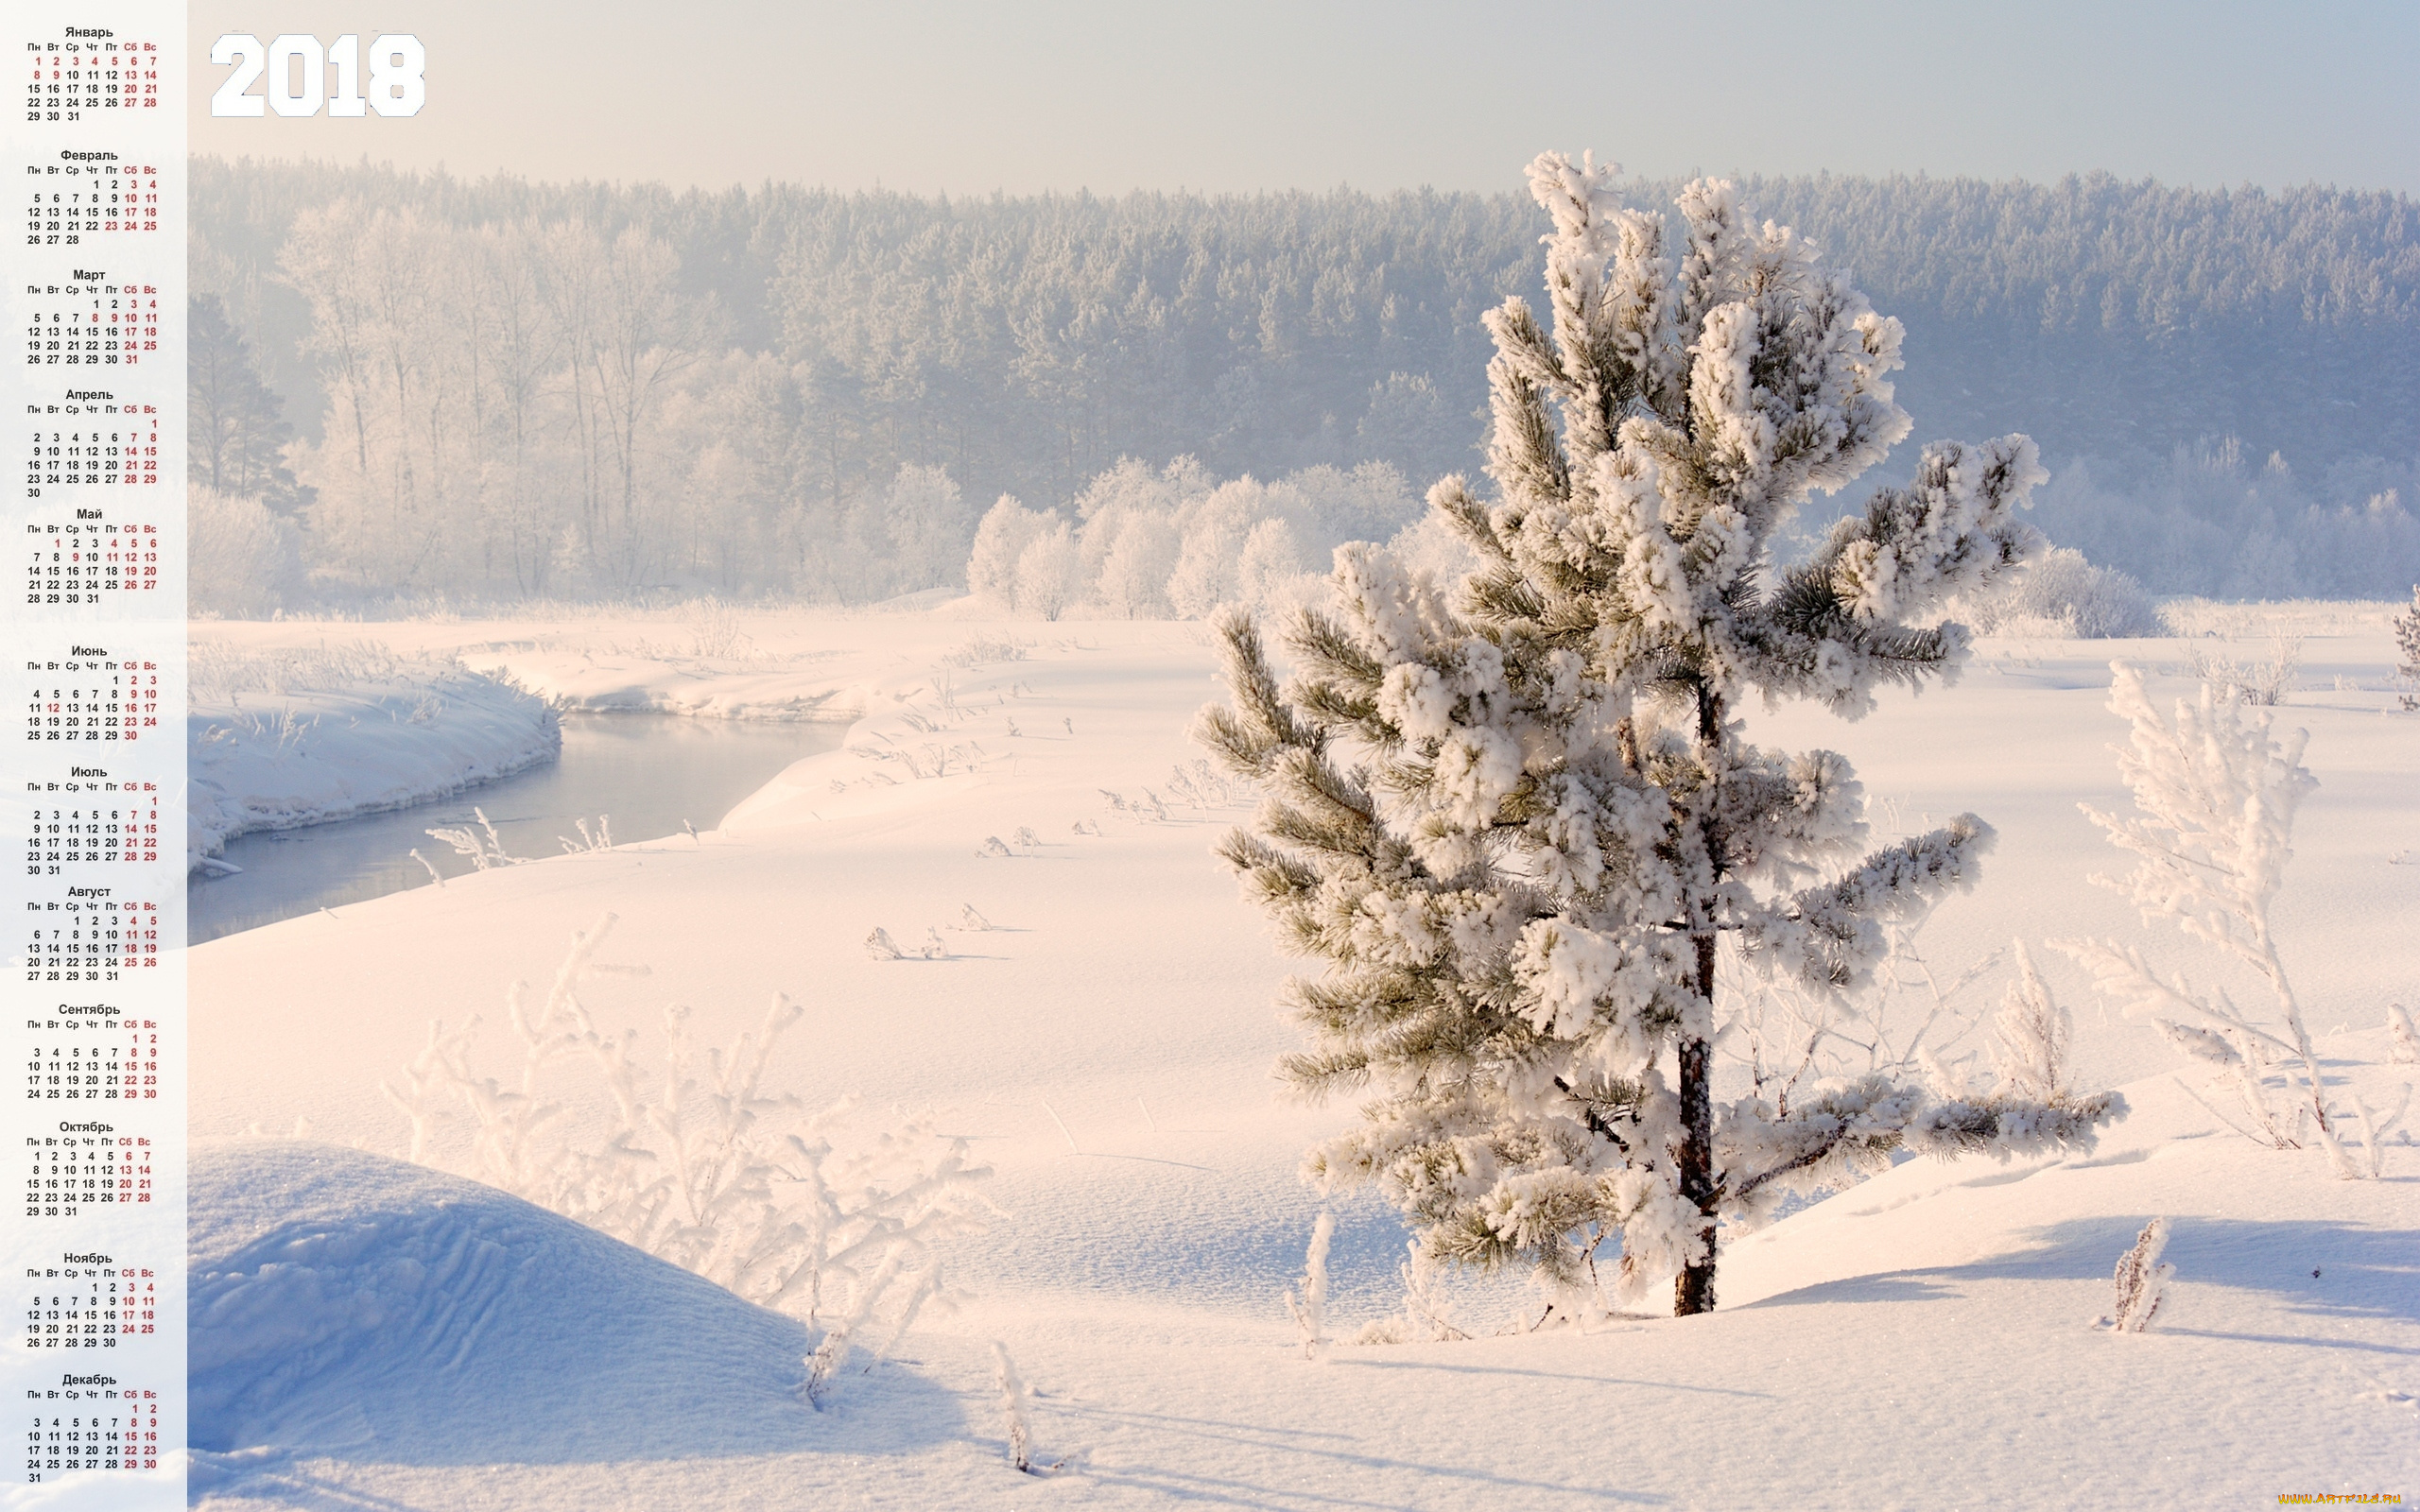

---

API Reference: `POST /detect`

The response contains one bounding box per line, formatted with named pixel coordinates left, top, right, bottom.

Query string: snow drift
left=187, top=1142, right=861, bottom=1465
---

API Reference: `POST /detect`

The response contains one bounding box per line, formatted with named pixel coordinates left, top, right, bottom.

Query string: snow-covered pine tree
left=1196, top=151, right=2121, bottom=1317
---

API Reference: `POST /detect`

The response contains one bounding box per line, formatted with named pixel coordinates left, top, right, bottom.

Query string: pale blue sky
left=189, top=0, right=2420, bottom=194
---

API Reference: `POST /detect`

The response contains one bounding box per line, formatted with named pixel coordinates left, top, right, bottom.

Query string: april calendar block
left=25, top=387, right=163, bottom=490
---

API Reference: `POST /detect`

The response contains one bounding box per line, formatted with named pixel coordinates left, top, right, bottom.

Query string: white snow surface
left=186, top=648, right=559, bottom=870
left=169, top=609, right=2420, bottom=1510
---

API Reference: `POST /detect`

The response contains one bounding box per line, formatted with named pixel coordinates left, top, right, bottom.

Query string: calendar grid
left=6, top=3, right=182, bottom=1501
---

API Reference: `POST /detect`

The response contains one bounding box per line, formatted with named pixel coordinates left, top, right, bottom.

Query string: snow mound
left=189, top=1142, right=822, bottom=1464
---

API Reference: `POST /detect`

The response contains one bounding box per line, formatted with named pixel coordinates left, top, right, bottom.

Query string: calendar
left=23, top=1255, right=159, bottom=1349
left=21, top=275, right=159, bottom=368
left=25, top=1381, right=162, bottom=1475
left=25, top=390, right=164, bottom=490
left=19, top=885, right=164, bottom=982
left=22, top=771, right=164, bottom=868
left=25, top=1019, right=158, bottom=1101
left=5, top=8, right=183, bottom=1499
left=24, top=159, right=164, bottom=245
left=19, top=647, right=164, bottom=742
left=24, top=1122, right=153, bottom=1217
left=24, top=38, right=164, bottom=124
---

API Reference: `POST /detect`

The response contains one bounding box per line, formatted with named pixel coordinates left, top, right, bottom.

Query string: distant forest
left=188, top=157, right=2420, bottom=605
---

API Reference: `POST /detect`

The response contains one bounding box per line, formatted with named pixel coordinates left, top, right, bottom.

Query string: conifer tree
left=1197, top=152, right=2121, bottom=1316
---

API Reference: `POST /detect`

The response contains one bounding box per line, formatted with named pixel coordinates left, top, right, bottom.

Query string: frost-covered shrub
left=383, top=914, right=994, bottom=1364
left=1283, top=1212, right=1334, bottom=1362
left=1961, top=546, right=2158, bottom=639
left=2184, top=636, right=2302, bottom=707
left=2059, top=665, right=2360, bottom=1177
left=2395, top=586, right=2418, bottom=709
left=189, top=487, right=302, bottom=618
left=2107, top=1217, right=2174, bottom=1332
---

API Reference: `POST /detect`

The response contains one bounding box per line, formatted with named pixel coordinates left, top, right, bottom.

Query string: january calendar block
left=22, top=36, right=164, bottom=124
left=23, top=157, right=163, bottom=245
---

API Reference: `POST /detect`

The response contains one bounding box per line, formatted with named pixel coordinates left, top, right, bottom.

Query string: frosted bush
left=1283, top=1212, right=1334, bottom=1362
left=2395, top=586, right=2418, bottom=710
left=383, top=913, right=994, bottom=1363
left=2058, top=664, right=2358, bottom=1176
left=1961, top=546, right=2158, bottom=639
left=2106, top=1217, right=2174, bottom=1332
left=2186, top=637, right=2302, bottom=706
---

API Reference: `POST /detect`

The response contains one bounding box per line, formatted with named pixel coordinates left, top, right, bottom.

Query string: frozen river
left=187, top=713, right=845, bottom=944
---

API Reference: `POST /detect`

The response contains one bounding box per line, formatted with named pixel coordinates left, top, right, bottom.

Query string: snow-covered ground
left=186, top=641, right=561, bottom=871
left=151, top=605, right=2418, bottom=1511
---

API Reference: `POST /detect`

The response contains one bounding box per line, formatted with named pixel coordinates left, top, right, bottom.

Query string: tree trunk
left=1675, top=678, right=1724, bottom=1316
left=1675, top=932, right=1719, bottom=1316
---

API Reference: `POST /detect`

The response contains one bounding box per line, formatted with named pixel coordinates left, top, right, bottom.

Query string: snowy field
left=134, top=604, right=2420, bottom=1510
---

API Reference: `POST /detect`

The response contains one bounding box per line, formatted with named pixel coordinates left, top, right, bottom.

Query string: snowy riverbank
left=165, top=607, right=2420, bottom=1510
left=186, top=642, right=561, bottom=871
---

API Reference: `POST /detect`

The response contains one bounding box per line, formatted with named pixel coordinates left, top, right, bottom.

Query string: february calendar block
left=23, top=156, right=164, bottom=245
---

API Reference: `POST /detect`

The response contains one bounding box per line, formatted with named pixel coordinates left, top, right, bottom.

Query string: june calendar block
left=23, top=1123, right=151, bottom=1218
left=23, top=159, right=163, bottom=245
left=23, top=38, right=163, bottom=124
left=19, top=649, right=162, bottom=743
left=22, top=276, right=157, bottom=368
left=22, top=1255, right=157, bottom=1349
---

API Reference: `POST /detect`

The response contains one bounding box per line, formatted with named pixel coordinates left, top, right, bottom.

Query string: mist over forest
left=186, top=156, right=2420, bottom=609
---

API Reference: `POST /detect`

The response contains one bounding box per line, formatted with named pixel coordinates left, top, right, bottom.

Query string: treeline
left=188, top=157, right=2420, bottom=604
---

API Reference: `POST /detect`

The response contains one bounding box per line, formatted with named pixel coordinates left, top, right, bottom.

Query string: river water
left=187, top=713, right=845, bottom=945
